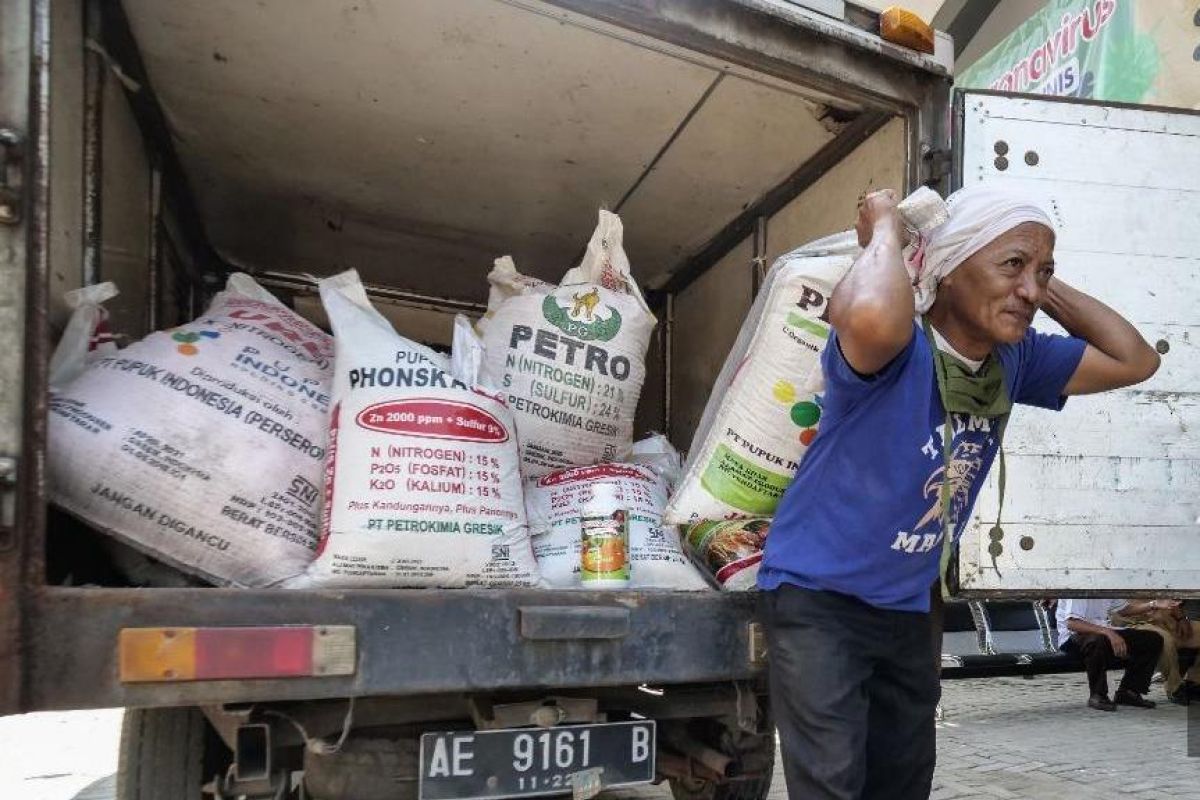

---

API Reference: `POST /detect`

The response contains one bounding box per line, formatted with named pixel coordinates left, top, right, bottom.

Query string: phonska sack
left=47, top=274, right=333, bottom=587
left=300, top=269, right=541, bottom=588
left=478, top=210, right=656, bottom=476
left=525, top=437, right=708, bottom=591
left=665, top=188, right=948, bottom=525
left=682, top=519, right=771, bottom=591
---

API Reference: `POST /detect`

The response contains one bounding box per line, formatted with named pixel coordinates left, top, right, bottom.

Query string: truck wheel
left=667, top=713, right=776, bottom=800
left=669, top=769, right=773, bottom=800
left=117, top=707, right=228, bottom=800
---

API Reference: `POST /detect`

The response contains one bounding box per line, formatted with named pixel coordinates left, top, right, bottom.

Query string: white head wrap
left=909, top=185, right=1054, bottom=313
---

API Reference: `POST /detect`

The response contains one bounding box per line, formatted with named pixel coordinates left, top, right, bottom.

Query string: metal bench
left=941, top=600, right=1083, bottom=679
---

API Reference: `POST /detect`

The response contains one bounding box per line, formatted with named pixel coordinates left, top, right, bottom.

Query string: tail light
left=119, top=625, right=356, bottom=682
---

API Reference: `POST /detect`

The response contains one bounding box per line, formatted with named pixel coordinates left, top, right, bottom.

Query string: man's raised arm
left=829, top=190, right=915, bottom=375
left=1042, top=278, right=1160, bottom=395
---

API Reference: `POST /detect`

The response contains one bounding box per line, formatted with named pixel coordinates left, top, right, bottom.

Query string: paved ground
left=928, top=673, right=1197, bottom=800
left=0, top=707, right=123, bottom=800
left=1, top=673, right=1195, bottom=799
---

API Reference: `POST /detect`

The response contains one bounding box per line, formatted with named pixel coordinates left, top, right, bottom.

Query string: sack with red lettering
left=477, top=210, right=656, bottom=477
left=47, top=274, right=333, bottom=587
left=526, top=436, right=709, bottom=590
left=48, top=281, right=120, bottom=390
left=298, top=269, right=541, bottom=588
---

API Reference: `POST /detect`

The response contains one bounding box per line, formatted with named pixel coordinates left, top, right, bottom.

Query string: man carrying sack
left=757, top=185, right=1162, bottom=800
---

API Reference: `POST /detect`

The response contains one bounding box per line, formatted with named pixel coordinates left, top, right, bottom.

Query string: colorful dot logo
left=791, top=399, right=822, bottom=447
left=772, top=380, right=797, bottom=404
left=171, top=329, right=220, bottom=356
left=773, top=380, right=822, bottom=447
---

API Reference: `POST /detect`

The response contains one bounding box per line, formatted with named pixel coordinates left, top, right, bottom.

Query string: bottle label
left=580, top=509, right=630, bottom=582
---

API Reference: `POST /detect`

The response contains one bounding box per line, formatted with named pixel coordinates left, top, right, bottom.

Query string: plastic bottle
left=579, top=482, right=631, bottom=589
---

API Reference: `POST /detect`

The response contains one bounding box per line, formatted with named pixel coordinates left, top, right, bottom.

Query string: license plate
left=418, top=720, right=656, bottom=800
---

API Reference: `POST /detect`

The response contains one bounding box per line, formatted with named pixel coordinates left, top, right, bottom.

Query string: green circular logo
left=790, top=401, right=821, bottom=428
left=541, top=292, right=622, bottom=342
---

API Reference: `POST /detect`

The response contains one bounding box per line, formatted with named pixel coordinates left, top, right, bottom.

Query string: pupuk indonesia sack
left=47, top=274, right=333, bottom=586
left=479, top=210, right=656, bottom=476
left=665, top=188, right=948, bottom=524
left=301, top=269, right=541, bottom=588
left=526, top=437, right=709, bottom=591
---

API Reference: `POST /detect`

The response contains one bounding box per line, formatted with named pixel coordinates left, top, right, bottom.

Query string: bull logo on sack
left=572, top=288, right=601, bottom=319
left=542, top=286, right=622, bottom=341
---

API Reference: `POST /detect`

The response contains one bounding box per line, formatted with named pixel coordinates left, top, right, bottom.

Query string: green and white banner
left=957, top=0, right=1199, bottom=109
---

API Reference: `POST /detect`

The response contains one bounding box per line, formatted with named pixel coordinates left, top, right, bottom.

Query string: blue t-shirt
left=758, top=321, right=1086, bottom=612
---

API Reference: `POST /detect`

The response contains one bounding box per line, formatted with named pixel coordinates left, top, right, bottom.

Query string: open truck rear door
left=0, top=0, right=48, bottom=716
left=955, top=90, right=1200, bottom=597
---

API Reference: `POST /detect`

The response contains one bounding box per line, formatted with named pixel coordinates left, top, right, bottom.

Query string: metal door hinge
left=0, top=455, right=16, bottom=550
left=921, top=144, right=952, bottom=186
left=0, top=129, right=23, bottom=225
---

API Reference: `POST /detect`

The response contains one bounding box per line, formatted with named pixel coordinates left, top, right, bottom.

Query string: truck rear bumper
left=19, top=587, right=761, bottom=712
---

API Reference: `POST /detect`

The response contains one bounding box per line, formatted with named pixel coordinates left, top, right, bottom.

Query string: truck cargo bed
left=2, top=0, right=949, bottom=715
left=25, top=587, right=759, bottom=710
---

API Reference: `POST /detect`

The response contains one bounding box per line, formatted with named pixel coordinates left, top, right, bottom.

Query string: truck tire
left=117, top=707, right=225, bottom=800
left=669, top=765, right=774, bottom=800
left=667, top=711, right=776, bottom=800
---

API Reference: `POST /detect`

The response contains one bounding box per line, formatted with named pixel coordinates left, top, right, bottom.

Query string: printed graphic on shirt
left=891, top=413, right=999, bottom=556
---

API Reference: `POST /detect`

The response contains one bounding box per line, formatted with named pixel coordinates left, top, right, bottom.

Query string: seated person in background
left=1056, top=598, right=1163, bottom=712
left=1110, top=598, right=1200, bottom=705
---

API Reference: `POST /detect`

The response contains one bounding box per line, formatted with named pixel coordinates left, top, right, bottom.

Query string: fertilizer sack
left=664, top=188, right=948, bottom=525
left=301, top=269, right=541, bottom=588
left=683, top=519, right=771, bottom=591
left=48, top=281, right=120, bottom=390
left=526, top=436, right=709, bottom=591
left=478, top=210, right=656, bottom=476
left=47, top=274, right=333, bottom=587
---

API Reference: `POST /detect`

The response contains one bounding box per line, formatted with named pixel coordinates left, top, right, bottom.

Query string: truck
left=0, top=1, right=1196, bottom=799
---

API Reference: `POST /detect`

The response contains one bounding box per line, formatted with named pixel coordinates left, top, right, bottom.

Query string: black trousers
left=760, top=584, right=939, bottom=800
left=1060, top=628, right=1164, bottom=697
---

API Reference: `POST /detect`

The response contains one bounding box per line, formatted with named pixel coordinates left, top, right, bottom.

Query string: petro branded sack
left=478, top=210, right=656, bottom=476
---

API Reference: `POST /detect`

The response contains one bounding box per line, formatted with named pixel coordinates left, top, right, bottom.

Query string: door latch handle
left=0, top=128, right=24, bottom=225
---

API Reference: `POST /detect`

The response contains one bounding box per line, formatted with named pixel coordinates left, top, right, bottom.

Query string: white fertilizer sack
left=478, top=210, right=656, bottom=476
left=301, top=269, right=541, bottom=588
left=526, top=438, right=708, bottom=591
left=47, top=274, right=333, bottom=587
left=665, top=188, right=948, bottom=524
left=48, top=281, right=120, bottom=390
